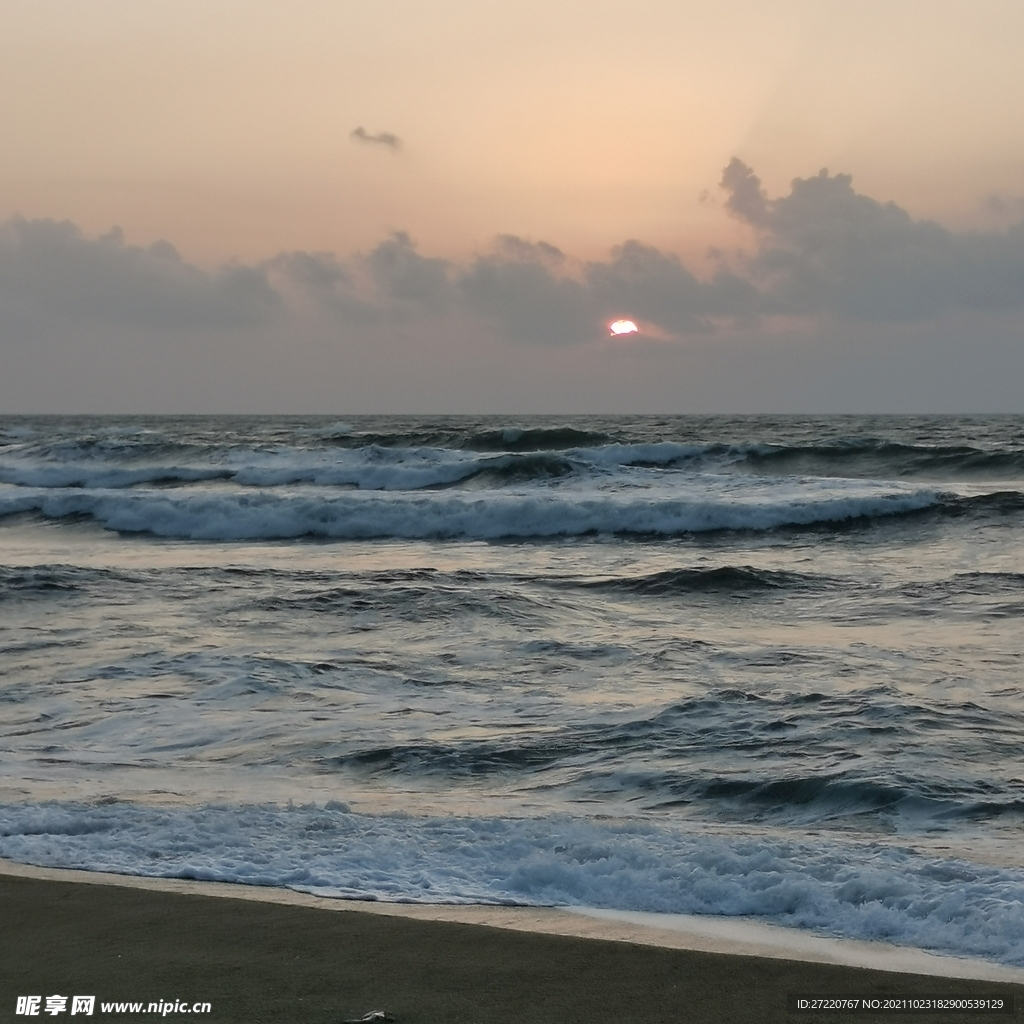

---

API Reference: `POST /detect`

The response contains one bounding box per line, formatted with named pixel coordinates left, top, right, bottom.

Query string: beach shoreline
left=4, top=857, right=1022, bottom=983
left=3, top=861, right=1021, bottom=1024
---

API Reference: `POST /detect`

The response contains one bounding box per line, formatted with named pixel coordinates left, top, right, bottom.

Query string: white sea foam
left=2, top=802, right=1023, bottom=966
left=0, top=481, right=940, bottom=540
left=0, top=447, right=559, bottom=492
left=228, top=449, right=486, bottom=491
left=0, top=440, right=765, bottom=495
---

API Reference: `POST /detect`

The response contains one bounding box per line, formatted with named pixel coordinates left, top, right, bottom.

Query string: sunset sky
left=3, top=0, right=1024, bottom=412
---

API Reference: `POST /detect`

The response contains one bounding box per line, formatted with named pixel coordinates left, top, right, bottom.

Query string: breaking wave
left=0, top=486, right=944, bottom=540
left=3, top=801, right=1024, bottom=966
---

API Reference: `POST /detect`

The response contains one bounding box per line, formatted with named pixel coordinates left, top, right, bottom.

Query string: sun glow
left=609, top=319, right=639, bottom=336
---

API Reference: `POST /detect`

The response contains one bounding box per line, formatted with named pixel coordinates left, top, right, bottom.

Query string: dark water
left=1, top=415, right=1023, bottom=964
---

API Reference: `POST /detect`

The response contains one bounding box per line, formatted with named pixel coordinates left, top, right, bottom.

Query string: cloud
left=264, top=233, right=454, bottom=325
left=0, top=218, right=280, bottom=342
left=350, top=126, right=401, bottom=150
left=458, top=238, right=593, bottom=345
left=983, top=194, right=1024, bottom=221
left=4, top=160, right=1024, bottom=360
left=584, top=241, right=759, bottom=334
left=720, top=160, right=1024, bottom=322
left=366, top=232, right=451, bottom=311
left=720, top=157, right=769, bottom=226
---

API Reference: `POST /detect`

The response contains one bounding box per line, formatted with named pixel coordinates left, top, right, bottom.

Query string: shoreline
left=4, top=862, right=1022, bottom=1024
left=4, top=857, right=1022, bottom=984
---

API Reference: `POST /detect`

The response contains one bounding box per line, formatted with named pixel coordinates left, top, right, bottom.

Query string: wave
left=890, top=571, right=1024, bottom=612
left=331, top=740, right=966, bottom=822
left=255, top=577, right=517, bottom=619
left=320, top=429, right=471, bottom=450
left=459, top=452, right=576, bottom=483
left=0, top=444, right=707, bottom=493
left=735, top=441, right=1024, bottom=479
left=0, top=486, right=944, bottom=540
left=3, top=801, right=1023, bottom=965
left=579, top=565, right=828, bottom=595
left=325, top=682, right=1023, bottom=827
left=262, top=423, right=1024, bottom=481
left=952, top=570, right=1024, bottom=588
left=6, top=416, right=1024, bottom=480
left=0, top=451, right=582, bottom=492
left=942, top=490, right=1024, bottom=517
left=574, top=441, right=710, bottom=468
left=315, top=425, right=616, bottom=452
left=0, top=564, right=139, bottom=600
left=0, top=565, right=83, bottom=598
left=1, top=432, right=225, bottom=465
left=0, top=464, right=232, bottom=490
left=464, top=426, right=615, bottom=451
left=682, top=773, right=943, bottom=816
left=6, top=429, right=1024, bottom=501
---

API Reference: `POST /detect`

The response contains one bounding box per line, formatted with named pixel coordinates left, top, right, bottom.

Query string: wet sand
left=2, top=862, right=1020, bottom=1024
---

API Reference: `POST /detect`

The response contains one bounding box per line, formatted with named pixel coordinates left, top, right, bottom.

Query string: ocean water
left=2, top=415, right=1023, bottom=965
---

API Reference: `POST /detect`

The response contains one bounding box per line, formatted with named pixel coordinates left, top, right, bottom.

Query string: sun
left=609, top=319, right=639, bottom=336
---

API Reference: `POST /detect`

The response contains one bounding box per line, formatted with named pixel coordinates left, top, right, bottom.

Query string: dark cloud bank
left=2, top=162, right=1023, bottom=411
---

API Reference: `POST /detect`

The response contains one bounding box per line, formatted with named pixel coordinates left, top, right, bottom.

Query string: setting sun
left=609, top=319, right=639, bottom=336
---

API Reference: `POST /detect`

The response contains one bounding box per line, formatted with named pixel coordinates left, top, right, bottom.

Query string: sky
left=2, top=0, right=1024, bottom=413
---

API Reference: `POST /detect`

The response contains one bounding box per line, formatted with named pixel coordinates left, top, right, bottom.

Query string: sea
left=1, top=414, right=1023, bottom=966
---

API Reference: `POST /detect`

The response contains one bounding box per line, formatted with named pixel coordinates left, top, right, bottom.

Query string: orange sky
left=3, top=0, right=1023, bottom=266
left=4, top=1, right=1024, bottom=413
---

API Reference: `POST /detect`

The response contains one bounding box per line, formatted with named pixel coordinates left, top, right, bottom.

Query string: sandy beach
left=3, top=861, right=1020, bottom=1024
